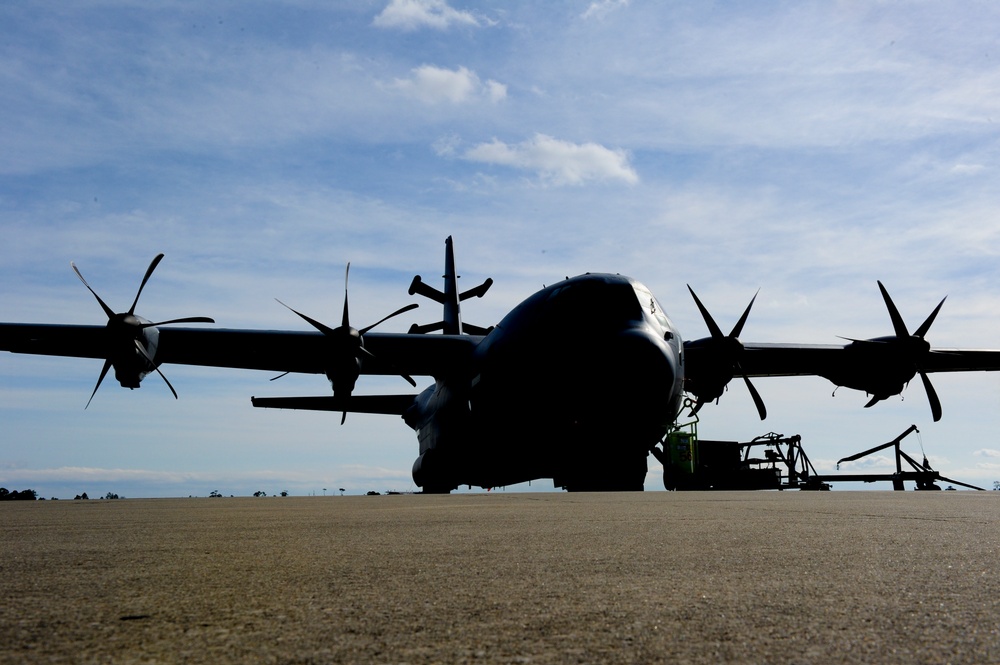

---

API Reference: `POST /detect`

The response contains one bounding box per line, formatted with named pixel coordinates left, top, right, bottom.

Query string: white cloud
left=373, top=0, right=480, bottom=31
left=835, top=454, right=895, bottom=471
left=581, top=0, right=630, bottom=21
left=432, top=133, right=462, bottom=156
left=974, top=448, right=1000, bottom=458
left=950, top=163, right=986, bottom=175
left=390, top=65, right=506, bottom=104
left=485, top=79, right=508, bottom=103
left=461, top=134, right=639, bottom=186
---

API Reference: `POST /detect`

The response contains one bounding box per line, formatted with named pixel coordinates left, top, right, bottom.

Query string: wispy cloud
left=581, top=0, right=630, bottom=21
left=373, top=0, right=481, bottom=31
left=390, top=65, right=506, bottom=104
left=835, top=455, right=895, bottom=471
left=460, top=134, right=638, bottom=186
left=974, top=448, right=1000, bottom=459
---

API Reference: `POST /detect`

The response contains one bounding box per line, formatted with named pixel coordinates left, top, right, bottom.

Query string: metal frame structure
left=656, top=420, right=985, bottom=491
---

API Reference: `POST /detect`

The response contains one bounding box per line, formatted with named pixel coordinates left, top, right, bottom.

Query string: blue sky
left=3, top=1, right=1000, bottom=498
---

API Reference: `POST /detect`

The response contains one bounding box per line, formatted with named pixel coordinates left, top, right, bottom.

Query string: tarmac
left=1, top=491, right=999, bottom=664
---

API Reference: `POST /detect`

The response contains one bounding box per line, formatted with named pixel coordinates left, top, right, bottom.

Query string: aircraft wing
left=0, top=324, right=109, bottom=360
left=0, top=324, right=479, bottom=378
left=157, top=328, right=479, bottom=378
left=685, top=339, right=1000, bottom=421
left=737, top=342, right=1000, bottom=377
left=249, top=394, right=417, bottom=415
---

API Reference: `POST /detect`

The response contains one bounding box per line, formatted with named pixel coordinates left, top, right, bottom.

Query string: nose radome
left=609, top=328, right=678, bottom=409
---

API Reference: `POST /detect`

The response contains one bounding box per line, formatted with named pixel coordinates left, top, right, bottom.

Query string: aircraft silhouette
left=3, top=238, right=1000, bottom=492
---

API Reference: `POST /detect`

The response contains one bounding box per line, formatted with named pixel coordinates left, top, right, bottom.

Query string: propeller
left=846, top=281, right=946, bottom=421
left=686, top=286, right=767, bottom=420
left=72, top=253, right=215, bottom=407
left=277, top=263, right=418, bottom=423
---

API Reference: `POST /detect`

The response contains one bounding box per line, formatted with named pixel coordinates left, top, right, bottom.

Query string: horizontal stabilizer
left=408, top=275, right=446, bottom=304
left=461, top=322, right=494, bottom=336
left=407, top=274, right=493, bottom=303
left=408, top=321, right=445, bottom=335
left=459, top=277, right=493, bottom=301
left=250, top=394, right=416, bottom=415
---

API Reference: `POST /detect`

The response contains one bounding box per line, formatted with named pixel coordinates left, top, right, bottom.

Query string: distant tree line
left=210, top=490, right=289, bottom=498
left=0, top=488, right=37, bottom=501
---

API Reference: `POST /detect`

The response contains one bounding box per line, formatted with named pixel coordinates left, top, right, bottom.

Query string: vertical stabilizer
left=441, top=236, right=461, bottom=335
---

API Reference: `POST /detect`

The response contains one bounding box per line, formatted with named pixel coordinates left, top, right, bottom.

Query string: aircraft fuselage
left=407, top=273, right=684, bottom=492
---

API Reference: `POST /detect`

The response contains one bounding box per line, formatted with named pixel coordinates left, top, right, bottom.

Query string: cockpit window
left=633, top=283, right=673, bottom=331
left=496, top=275, right=647, bottom=336
left=541, top=279, right=643, bottom=329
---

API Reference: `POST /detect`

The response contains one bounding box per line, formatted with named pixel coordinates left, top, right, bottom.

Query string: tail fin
left=408, top=236, right=493, bottom=335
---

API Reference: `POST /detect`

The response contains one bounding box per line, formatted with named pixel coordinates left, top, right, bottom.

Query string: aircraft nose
left=605, top=328, right=679, bottom=421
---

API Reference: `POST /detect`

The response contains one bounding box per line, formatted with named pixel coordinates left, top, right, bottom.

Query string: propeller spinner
left=277, top=263, right=418, bottom=424
left=72, top=253, right=215, bottom=407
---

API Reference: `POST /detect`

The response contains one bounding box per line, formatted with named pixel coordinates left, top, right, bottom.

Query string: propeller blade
left=914, top=297, right=947, bottom=339
left=687, top=286, right=768, bottom=416
left=877, top=281, right=910, bottom=338
left=918, top=370, right=942, bottom=422
left=270, top=372, right=291, bottom=381
left=836, top=336, right=889, bottom=345
left=85, top=359, right=113, bottom=409
left=687, top=285, right=725, bottom=339
left=129, top=254, right=165, bottom=315
left=730, top=290, right=759, bottom=338
left=71, top=262, right=116, bottom=320
left=342, top=263, right=351, bottom=327
left=73, top=254, right=210, bottom=405
left=135, top=340, right=178, bottom=399
left=359, top=303, right=419, bottom=335
left=276, top=299, right=339, bottom=337
left=740, top=372, right=767, bottom=420
left=141, top=316, right=216, bottom=328
left=279, top=264, right=419, bottom=407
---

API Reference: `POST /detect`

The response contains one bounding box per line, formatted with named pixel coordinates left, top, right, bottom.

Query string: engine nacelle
left=820, top=337, right=920, bottom=401
left=71, top=253, right=214, bottom=406
left=107, top=318, right=160, bottom=389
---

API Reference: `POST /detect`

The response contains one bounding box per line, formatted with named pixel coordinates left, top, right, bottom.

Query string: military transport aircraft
left=3, top=237, right=1000, bottom=492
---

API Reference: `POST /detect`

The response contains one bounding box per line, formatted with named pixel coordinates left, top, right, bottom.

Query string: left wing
left=249, top=394, right=417, bottom=415
left=157, top=328, right=478, bottom=379
left=0, top=251, right=484, bottom=413
left=0, top=324, right=109, bottom=361
left=0, top=324, right=479, bottom=379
